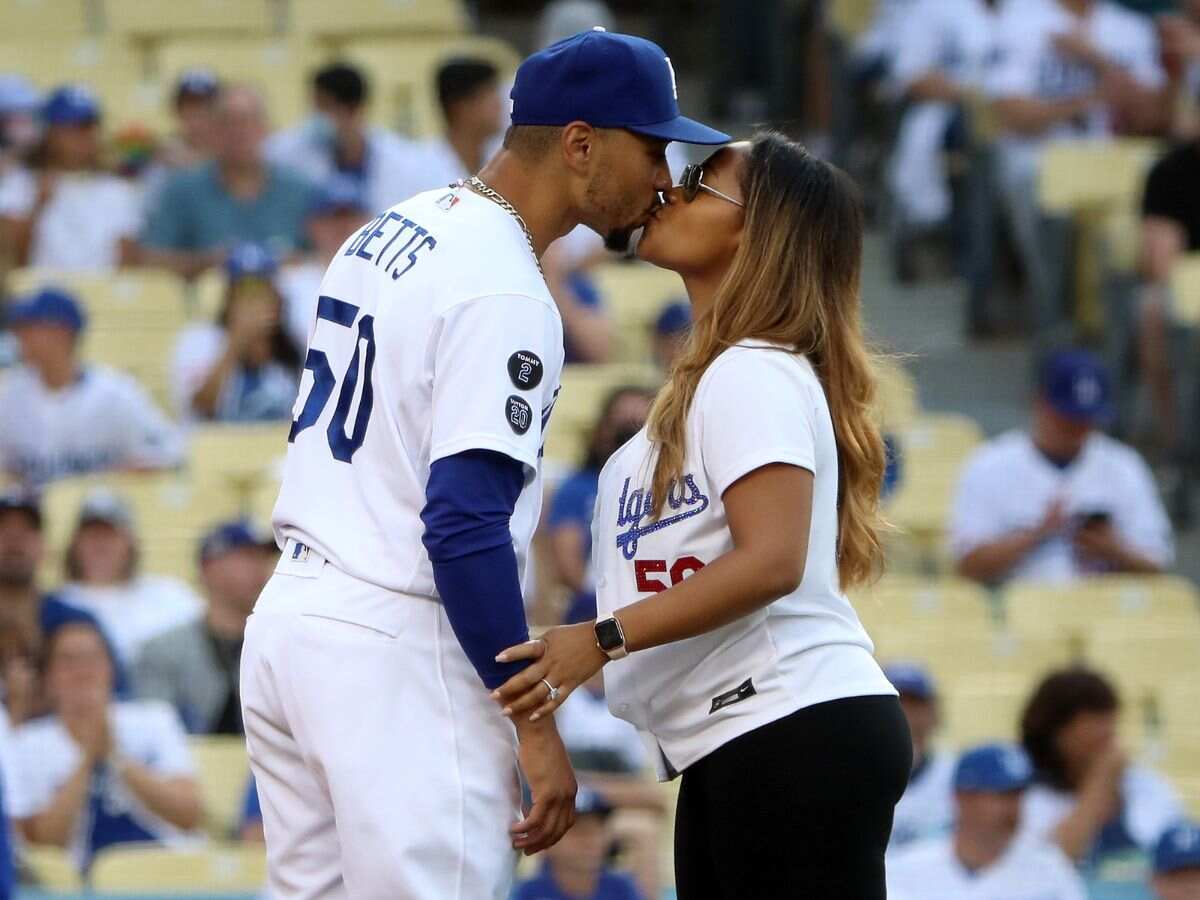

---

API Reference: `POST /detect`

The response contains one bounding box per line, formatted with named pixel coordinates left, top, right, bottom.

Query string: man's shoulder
left=964, top=429, right=1029, bottom=472
left=160, top=162, right=218, bottom=196
left=1096, top=0, right=1156, bottom=35
left=139, top=618, right=208, bottom=659
left=888, top=835, right=953, bottom=875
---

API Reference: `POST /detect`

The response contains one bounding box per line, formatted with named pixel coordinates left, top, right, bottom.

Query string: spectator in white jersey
left=885, top=663, right=957, bottom=850
left=267, top=63, right=412, bottom=214
left=1158, top=0, right=1200, bottom=138
left=951, top=350, right=1172, bottom=585
left=277, top=175, right=371, bottom=351
left=1019, top=668, right=1185, bottom=867
left=0, top=85, right=140, bottom=272
left=15, top=619, right=202, bottom=871
left=58, top=490, right=202, bottom=669
left=1151, top=821, right=1200, bottom=900
left=888, top=743, right=1088, bottom=899
left=134, top=520, right=275, bottom=735
left=985, top=0, right=1167, bottom=340
left=0, top=287, right=183, bottom=487
left=171, top=243, right=301, bottom=422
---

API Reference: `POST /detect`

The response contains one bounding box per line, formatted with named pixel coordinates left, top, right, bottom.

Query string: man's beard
left=0, top=560, right=35, bottom=590
left=603, top=226, right=635, bottom=253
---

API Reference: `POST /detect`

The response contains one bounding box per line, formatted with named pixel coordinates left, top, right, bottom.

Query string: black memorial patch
left=506, top=395, right=533, bottom=435
left=708, top=677, right=757, bottom=715
left=507, top=351, right=544, bottom=391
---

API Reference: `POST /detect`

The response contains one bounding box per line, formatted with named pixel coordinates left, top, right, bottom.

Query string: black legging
left=674, top=695, right=912, bottom=900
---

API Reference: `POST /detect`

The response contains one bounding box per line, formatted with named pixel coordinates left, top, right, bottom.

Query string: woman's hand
left=491, top=622, right=608, bottom=722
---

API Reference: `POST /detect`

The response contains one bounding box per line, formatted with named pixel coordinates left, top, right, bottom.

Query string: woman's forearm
left=23, top=759, right=92, bottom=847
left=117, top=761, right=203, bottom=831
left=191, top=345, right=240, bottom=418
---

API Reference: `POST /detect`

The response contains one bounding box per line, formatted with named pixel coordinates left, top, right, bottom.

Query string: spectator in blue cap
left=950, top=348, right=1172, bottom=585
left=0, top=287, right=182, bottom=487
left=0, top=84, right=140, bottom=272
left=651, top=300, right=691, bottom=373
left=160, top=69, right=221, bottom=171
left=278, top=175, right=370, bottom=350
left=139, top=84, right=314, bottom=278
left=888, top=743, right=1087, bottom=899
left=134, top=520, right=276, bottom=735
left=885, top=662, right=957, bottom=852
left=1151, top=821, right=1200, bottom=900
left=512, top=786, right=644, bottom=900
left=171, top=242, right=301, bottom=422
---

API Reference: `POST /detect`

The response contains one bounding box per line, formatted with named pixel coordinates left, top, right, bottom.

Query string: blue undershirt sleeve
left=420, top=449, right=534, bottom=690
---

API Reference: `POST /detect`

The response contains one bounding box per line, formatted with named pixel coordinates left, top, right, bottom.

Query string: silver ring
left=541, top=678, right=560, bottom=702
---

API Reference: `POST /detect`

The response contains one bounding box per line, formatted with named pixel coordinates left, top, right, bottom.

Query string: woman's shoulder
left=702, top=340, right=819, bottom=387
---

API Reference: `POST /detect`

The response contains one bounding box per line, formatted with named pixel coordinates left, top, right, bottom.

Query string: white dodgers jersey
left=273, top=187, right=564, bottom=602
left=593, top=340, right=894, bottom=779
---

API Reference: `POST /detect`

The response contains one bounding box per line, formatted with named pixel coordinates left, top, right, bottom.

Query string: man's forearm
left=956, top=530, right=1043, bottom=583
left=994, top=96, right=1092, bottom=135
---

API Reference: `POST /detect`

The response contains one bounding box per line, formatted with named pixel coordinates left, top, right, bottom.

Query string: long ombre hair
left=647, top=133, right=887, bottom=588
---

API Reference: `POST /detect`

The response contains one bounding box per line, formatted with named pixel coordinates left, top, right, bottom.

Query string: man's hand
left=1053, top=31, right=1106, bottom=70
left=1073, top=521, right=1128, bottom=567
left=1034, top=498, right=1069, bottom=542
left=511, top=716, right=576, bottom=856
left=66, top=704, right=112, bottom=765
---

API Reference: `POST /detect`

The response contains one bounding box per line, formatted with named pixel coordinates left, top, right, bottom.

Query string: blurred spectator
left=238, top=775, right=263, bottom=843
left=277, top=175, right=370, bottom=351
left=951, top=350, right=1172, bottom=585
left=1158, top=0, right=1200, bottom=138
left=556, top=671, right=647, bottom=777
left=650, top=301, right=690, bottom=373
left=536, top=0, right=616, bottom=51
left=0, top=706, right=30, bottom=900
left=885, top=663, right=957, bottom=850
left=14, top=620, right=201, bottom=869
left=134, top=520, right=275, bottom=735
left=171, top=244, right=301, bottom=422
left=58, top=490, right=202, bottom=668
left=888, top=743, right=1087, bottom=899
left=0, top=287, right=182, bottom=487
left=542, top=237, right=613, bottom=364
left=511, top=787, right=644, bottom=900
left=0, top=86, right=140, bottom=272
left=1137, top=137, right=1200, bottom=488
left=157, top=69, right=222, bottom=172
left=1151, top=821, right=1200, bottom=900
left=267, top=63, right=409, bottom=213
left=985, top=0, right=1167, bottom=340
left=1019, top=668, right=1185, bottom=866
left=548, top=387, right=654, bottom=610
left=139, top=84, right=314, bottom=278
left=0, top=75, right=39, bottom=174
left=0, top=491, right=127, bottom=724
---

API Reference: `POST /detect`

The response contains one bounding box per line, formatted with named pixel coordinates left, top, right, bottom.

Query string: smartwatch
left=594, top=615, right=629, bottom=660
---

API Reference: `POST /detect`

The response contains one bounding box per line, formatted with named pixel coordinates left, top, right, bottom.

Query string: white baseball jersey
left=949, top=430, right=1173, bottom=582
left=271, top=186, right=564, bottom=621
left=887, top=835, right=1088, bottom=899
left=60, top=576, right=203, bottom=666
left=593, top=340, right=895, bottom=780
left=0, top=363, right=184, bottom=486
left=890, top=750, right=958, bottom=850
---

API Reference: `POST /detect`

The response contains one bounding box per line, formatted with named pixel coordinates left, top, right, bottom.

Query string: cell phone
left=1077, top=511, right=1111, bottom=528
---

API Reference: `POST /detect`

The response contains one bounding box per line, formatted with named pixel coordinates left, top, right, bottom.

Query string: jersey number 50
left=634, top=556, right=706, bottom=593
left=289, top=296, right=375, bottom=462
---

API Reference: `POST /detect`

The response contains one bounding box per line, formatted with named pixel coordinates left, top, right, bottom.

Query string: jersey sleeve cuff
left=430, top=434, right=539, bottom=474
left=711, top=448, right=815, bottom=500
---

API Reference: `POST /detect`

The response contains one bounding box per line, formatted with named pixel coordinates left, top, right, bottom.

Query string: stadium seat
left=89, top=842, right=267, bottom=892
left=190, top=734, right=251, bottom=838
left=334, top=35, right=520, bottom=137
left=827, top=0, right=877, bottom=41
left=873, top=355, right=920, bottom=433
left=543, top=363, right=661, bottom=469
left=872, top=624, right=1068, bottom=691
left=849, top=575, right=994, bottom=636
left=39, top=472, right=245, bottom=586
left=939, top=673, right=1033, bottom=746
left=1037, top=140, right=1160, bottom=217
left=0, top=0, right=92, bottom=37
left=188, top=423, right=291, bottom=488
left=290, top=0, right=467, bottom=42
left=1083, top=623, right=1200, bottom=703
left=590, top=262, right=687, bottom=365
left=104, top=0, right=277, bottom=38
left=21, top=844, right=84, bottom=890
left=1169, top=253, right=1200, bottom=327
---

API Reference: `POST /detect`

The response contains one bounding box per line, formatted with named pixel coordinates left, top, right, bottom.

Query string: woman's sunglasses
left=678, top=163, right=745, bottom=207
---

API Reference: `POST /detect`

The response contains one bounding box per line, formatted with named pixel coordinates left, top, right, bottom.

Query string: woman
left=171, top=243, right=301, bottom=422
left=1019, top=667, right=1184, bottom=869
left=14, top=620, right=202, bottom=871
left=493, top=134, right=911, bottom=897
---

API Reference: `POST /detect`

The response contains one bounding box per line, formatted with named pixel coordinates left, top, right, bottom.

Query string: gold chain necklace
left=456, top=176, right=544, bottom=276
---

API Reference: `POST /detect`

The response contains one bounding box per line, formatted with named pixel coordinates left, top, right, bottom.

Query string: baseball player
left=239, top=30, right=727, bottom=900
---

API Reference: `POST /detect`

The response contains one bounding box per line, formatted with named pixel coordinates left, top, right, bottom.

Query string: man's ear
left=560, top=121, right=596, bottom=176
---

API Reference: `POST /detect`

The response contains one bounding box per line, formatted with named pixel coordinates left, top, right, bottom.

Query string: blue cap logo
left=1154, top=822, right=1200, bottom=874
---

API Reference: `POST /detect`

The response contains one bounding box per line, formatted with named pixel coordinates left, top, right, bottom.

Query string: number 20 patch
left=506, top=395, right=533, bottom=435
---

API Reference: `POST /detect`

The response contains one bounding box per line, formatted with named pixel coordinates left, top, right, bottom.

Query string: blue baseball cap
left=309, top=175, right=369, bottom=217
left=954, top=743, right=1033, bottom=793
left=175, top=68, right=220, bottom=104
left=884, top=662, right=937, bottom=701
left=1040, top=350, right=1112, bottom=425
left=654, top=301, right=691, bottom=336
left=199, top=520, right=275, bottom=564
left=6, top=287, right=86, bottom=333
left=1154, top=821, right=1200, bottom=874
left=510, top=29, right=729, bottom=145
left=225, top=243, right=278, bottom=280
left=42, top=85, right=100, bottom=126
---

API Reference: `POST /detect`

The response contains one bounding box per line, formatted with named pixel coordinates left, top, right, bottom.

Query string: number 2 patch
left=507, top=351, right=543, bottom=391
left=506, top=395, right=533, bottom=435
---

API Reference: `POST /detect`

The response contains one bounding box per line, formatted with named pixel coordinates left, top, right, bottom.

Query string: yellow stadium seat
left=154, top=37, right=317, bottom=130
left=39, top=472, right=245, bottom=585
left=1038, top=140, right=1160, bottom=217
left=873, top=624, right=1068, bottom=691
left=590, top=262, right=687, bottom=365
left=542, top=363, right=661, bottom=469
left=290, top=0, right=468, bottom=41
left=20, top=844, right=83, bottom=890
left=1160, top=687, right=1200, bottom=741
left=850, top=575, right=994, bottom=636
left=1083, top=623, right=1200, bottom=704
left=104, top=0, right=276, bottom=38
left=828, top=0, right=877, bottom=40
left=190, top=735, right=251, bottom=838
left=1102, top=209, right=1141, bottom=277
left=1169, top=253, right=1200, bottom=327
left=940, top=673, right=1033, bottom=746
left=89, top=842, right=267, bottom=892
left=335, top=35, right=520, bottom=137
left=873, top=355, right=920, bottom=433
left=0, top=0, right=91, bottom=36
left=188, top=423, right=291, bottom=487
left=247, top=474, right=282, bottom=527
